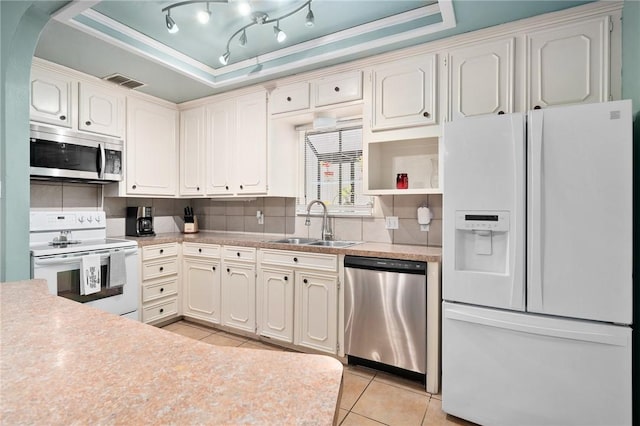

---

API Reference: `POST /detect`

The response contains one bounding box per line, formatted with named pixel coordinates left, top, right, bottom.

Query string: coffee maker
left=126, top=207, right=155, bottom=237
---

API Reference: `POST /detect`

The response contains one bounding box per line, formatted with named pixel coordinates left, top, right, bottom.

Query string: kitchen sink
left=307, top=240, right=361, bottom=248
left=269, top=238, right=319, bottom=245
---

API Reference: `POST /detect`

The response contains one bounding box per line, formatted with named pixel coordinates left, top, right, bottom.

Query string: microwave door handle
left=97, top=144, right=105, bottom=179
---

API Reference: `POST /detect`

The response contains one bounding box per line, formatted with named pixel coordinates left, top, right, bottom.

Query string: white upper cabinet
left=269, top=82, right=310, bottom=114
left=126, top=97, right=178, bottom=196
left=30, top=67, right=73, bottom=128
left=370, top=54, right=437, bottom=131
left=233, top=91, right=267, bottom=195
left=179, top=106, right=205, bottom=196
left=78, top=82, right=125, bottom=138
left=447, top=38, right=515, bottom=120
left=205, top=99, right=235, bottom=195
left=527, top=17, right=610, bottom=109
left=314, top=71, right=362, bottom=107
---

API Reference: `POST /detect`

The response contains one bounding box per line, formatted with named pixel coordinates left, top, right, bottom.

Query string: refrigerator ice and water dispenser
left=454, top=211, right=509, bottom=274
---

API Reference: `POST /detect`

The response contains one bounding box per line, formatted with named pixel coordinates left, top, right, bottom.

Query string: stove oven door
left=31, top=247, right=139, bottom=319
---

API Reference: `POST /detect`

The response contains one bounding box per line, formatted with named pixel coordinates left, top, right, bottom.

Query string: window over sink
left=297, top=126, right=374, bottom=216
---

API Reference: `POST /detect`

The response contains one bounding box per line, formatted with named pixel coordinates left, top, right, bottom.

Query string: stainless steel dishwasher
left=344, top=255, right=427, bottom=375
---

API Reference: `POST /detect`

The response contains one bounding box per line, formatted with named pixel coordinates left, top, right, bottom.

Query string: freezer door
left=527, top=100, right=633, bottom=324
left=443, top=113, right=525, bottom=311
left=442, top=302, right=632, bottom=426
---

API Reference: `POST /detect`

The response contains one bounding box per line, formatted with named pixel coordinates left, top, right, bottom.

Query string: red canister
left=396, top=173, right=408, bottom=189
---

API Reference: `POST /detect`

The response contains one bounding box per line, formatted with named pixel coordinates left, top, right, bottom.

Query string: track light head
left=197, top=3, right=211, bottom=24
left=239, top=29, right=247, bottom=47
left=219, top=51, right=230, bottom=65
left=165, top=12, right=179, bottom=34
left=305, top=6, right=314, bottom=27
left=274, top=22, right=287, bottom=43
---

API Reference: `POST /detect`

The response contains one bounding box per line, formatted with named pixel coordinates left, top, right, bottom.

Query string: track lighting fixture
left=197, top=2, right=211, bottom=24
left=162, top=0, right=314, bottom=66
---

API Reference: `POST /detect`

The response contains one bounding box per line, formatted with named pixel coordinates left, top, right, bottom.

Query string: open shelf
left=365, top=137, right=441, bottom=194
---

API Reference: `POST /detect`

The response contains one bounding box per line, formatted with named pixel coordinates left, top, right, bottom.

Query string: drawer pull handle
left=498, top=111, right=505, bottom=115
left=303, top=278, right=308, bottom=284
left=160, top=287, right=164, bottom=292
left=286, top=96, right=292, bottom=101
left=159, top=308, right=164, bottom=313
left=293, top=257, right=298, bottom=262
left=534, top=105, right=541, bottom=110
left=159, top=266, right=164, bottom=272
left=334, top=86, right=340, bottom=92
left=237, top=252, right=241, bottom=257
left=199, top=248, right=202, bottom=253
left=160, top=249, right=164, bottom=254
left=59, top=115, right=66, bottom=120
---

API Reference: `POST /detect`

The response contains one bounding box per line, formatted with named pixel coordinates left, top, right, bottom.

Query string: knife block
left=183, top=216, right=198, bottom=234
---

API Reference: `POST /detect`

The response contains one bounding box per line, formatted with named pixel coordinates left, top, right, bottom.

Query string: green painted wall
left=0, top=1, right=49, bottom=281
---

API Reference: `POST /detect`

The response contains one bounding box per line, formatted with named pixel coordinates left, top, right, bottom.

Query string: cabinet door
left=448, top=38, right=514, bottom=120
left=179, top=107, right=205, bottom=196
left=295, top=272, right=338, bottom=354
left=234, top=91, right=267, bottom=194
left=258, top=267, right=294, bottom=343
left=527, top=17, right=609, bottom=109
left=205, top=100, right=234, bottom=195
left=78, top=82, right=124, bottom=137
left=183, top=258, right=221, bottom=323
left=371, top=54, right=437, bottom=131
left=29, top=68, right=72, bottom=128
left=126, top=97, right=178, bottom=196
left=221, top=261, right=256, bottom=333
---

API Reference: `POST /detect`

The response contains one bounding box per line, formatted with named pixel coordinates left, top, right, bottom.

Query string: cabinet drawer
left=142, top=258, right=178, bottom=280
left=142, top=277, right=179, bottom=303
left=270, top=82, right=310, bottom=114
left=142, top=243, right=179, bottom=260
left=142, top=297, right=178, bottom=323
left=314, top=71, right=362, bottom=107
left=260, top=249, right=337, bottom=272
left=183, top=242, right=221, bottom=258
left=223, top=246, right=257, bottom=262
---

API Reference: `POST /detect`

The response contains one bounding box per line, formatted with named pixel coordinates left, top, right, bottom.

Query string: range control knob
left=86, top=216, right=93, bottom=223
left=78, top=216, right=85, bottom=223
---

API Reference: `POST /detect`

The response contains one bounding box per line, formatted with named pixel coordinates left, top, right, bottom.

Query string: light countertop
left=124, top=231, right=442, bottom=263
left=0, top=280, right=343, bottom=425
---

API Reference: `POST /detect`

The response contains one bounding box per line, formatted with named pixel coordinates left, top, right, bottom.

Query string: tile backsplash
left=31, top=182, right=442, bottom=246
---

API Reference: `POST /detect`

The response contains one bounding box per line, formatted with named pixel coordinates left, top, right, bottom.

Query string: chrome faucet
left=305, top=200, right=333, bottom=241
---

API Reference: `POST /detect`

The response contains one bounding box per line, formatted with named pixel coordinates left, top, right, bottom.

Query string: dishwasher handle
left=344, top=255, right=426, bottom=274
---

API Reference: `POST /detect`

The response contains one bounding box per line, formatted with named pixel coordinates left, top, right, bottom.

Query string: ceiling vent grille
left=102, top=73, right=145, bottom=90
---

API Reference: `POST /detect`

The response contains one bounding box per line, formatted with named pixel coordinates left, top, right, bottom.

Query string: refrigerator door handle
left=444, top=308, right=628, bottom=347
left=527, top=111, right=544, bottom=310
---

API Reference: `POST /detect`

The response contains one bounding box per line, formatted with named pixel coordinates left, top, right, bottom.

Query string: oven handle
left=33, top=247, right=138, bottom=266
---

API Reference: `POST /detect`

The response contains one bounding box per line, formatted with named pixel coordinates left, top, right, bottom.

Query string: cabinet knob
left=159, top=308, right=164, bottom=313
left=212, top=266, right=216, bottom=271
left=132, top=184, right=137, bottom=190
left=423, top=112, right=430, bottom=118
left=225, top=185, right=229, bottom=190
left=197, top=186, right=200, bottom=191
left=236, top=252, right=241, bottom=257
left=160, top=287, right=164, bottom=292
left=59, top=115, right=66, bottom=120
left=534, top=105, right=541, bottom=110
left=286, top=96, right=292, bottom=102
left=198, top=248, right=202, bottom=253
left=303, top=278, right=308, bottom=284
left=227, top=268, right=230, bottom=273
left=85, top=121, right=91, bottom=126
left=159, top=266, right=164, bottom=272
left=293, top=257, right=298, bottom=262
left=284, top=276, right=288, bottom=281
left=160, top=249, right=164, bottom=254
left=239, top=185, right=244, bottom=190
left=498, top=111, right=505, bottom=115
left=334, top=86, right=340, bottom=92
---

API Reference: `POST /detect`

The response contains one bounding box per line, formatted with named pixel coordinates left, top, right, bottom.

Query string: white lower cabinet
left=295, top=272, right=338, bottom=354
left=182, top=243, right=221, bottom=324
left=221, top=247, right=257, bottom=333
left=258, top=249, right=339, bottom=354
left=140, top=243, right=180, bottom=324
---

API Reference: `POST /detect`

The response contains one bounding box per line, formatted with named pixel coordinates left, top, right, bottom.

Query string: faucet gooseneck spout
left=305, top=200, right=333, bottom=241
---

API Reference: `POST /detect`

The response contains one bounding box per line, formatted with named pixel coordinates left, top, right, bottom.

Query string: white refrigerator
left=441, top=100, right=633, bottom=426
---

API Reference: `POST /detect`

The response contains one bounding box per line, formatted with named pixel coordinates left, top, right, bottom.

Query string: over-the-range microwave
left=30, top=124, right=123, bottom=183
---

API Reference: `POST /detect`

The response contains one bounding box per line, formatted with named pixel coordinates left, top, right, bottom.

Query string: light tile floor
left=161, top=320, right=476, bottom=426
